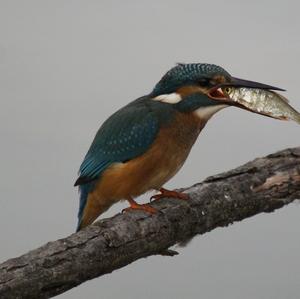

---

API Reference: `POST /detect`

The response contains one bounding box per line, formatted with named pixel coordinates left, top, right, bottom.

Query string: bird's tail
left=76, top=182, right=93, bottom=231
left=76, top=182, right=112, bottom=232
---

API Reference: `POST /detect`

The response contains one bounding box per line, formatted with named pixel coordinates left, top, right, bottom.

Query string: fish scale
left=223, top=87, right=300, bottom=124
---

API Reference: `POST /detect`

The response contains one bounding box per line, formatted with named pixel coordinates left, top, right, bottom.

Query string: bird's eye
left=198, top=78, right=211, bottom=87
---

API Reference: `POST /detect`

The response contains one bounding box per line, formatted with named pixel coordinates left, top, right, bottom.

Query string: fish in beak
left=208, top=77, right=300, bottom=124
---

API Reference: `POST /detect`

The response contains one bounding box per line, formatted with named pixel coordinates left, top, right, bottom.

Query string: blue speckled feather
left=76, top=97, right=173, bottom=184
left=75, top=96, right=174, bottom=228
left=152, top=63, right=230, bottom=96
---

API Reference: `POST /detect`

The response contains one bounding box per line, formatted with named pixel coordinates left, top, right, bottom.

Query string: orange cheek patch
left=213, top=75, right=227, bottom=84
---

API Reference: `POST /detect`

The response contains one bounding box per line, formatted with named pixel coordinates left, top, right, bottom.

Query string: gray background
left=0, top=1, right=299, bottom=298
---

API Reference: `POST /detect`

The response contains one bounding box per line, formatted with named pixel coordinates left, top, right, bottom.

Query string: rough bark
left=1, top=147, right=300, bottom=299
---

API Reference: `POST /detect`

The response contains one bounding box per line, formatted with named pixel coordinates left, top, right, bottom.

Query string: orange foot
left=150, top=187, right=189, bottom=202
left=122, top=197, right=157, bottom=214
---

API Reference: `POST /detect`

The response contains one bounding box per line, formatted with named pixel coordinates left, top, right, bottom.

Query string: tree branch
left=1, top=147, right=300, bottom=299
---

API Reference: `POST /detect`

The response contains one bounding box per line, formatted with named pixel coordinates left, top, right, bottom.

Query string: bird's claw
left=150, top=188, right=189, bottom=202
left=122, top=203, right=157, bottom=214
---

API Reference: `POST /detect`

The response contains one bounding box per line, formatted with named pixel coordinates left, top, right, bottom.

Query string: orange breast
left=90, top=111, right=205, bottom=202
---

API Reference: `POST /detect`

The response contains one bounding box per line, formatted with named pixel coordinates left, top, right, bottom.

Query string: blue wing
left=74, top=97, right=174, bottom=230
left=75, top=97, right=164, bottom=186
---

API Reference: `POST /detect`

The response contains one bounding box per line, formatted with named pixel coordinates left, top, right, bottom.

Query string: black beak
left=208, top=77, right=286, bottom=105
left=228, top=77, right=285, bottom=91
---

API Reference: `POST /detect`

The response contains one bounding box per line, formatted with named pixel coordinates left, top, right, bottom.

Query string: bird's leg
left=150, top=187, right=189, bottom=202
left=122, top=197, right=157, bottom=214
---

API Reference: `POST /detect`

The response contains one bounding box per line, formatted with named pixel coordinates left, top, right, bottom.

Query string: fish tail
left=289, top=106, right=300, bottom=125
left=293, top=112, right=300, bottom=125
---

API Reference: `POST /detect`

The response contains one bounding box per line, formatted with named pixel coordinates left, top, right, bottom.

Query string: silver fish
left=222, top=87, right=300, bottom=124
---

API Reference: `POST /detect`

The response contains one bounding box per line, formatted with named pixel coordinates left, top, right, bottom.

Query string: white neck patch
left=194, top=104, right=228, bottom=121
left=153, top=93, right=182, bottom=104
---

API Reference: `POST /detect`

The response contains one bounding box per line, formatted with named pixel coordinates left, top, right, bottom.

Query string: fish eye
left=223, top=86, right=232, bottom=94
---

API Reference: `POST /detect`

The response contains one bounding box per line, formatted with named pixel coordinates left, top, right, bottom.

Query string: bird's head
left=151, top=63, right=283, bottom=121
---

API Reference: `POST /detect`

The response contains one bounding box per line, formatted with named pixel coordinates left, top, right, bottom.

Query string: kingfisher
left=74, top=63, right=283, bottom=231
